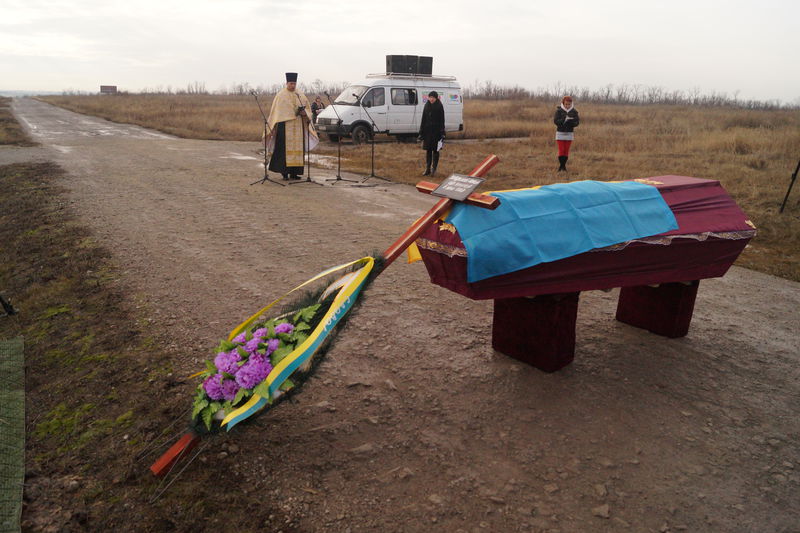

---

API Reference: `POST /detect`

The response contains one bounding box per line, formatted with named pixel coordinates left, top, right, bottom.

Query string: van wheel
left=351, top=125, right=371, bottom=145
left=327, top=134, right=340, bottom=142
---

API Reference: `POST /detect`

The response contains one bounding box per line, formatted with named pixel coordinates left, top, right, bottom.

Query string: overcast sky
left=2, top=0, right=798, bottom=103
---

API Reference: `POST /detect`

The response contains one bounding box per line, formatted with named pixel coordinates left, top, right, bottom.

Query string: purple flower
left=235, top=353, right=273, bottom=389
left=266, top=338, right=280, bottom=355
left=244, top=337, right=261, bottom=354
left=214, top=350, right=241, bottom=375
left=220, top=379, right=240, bottom=402
left=203, top=374, right=225, bottom=400
left=253, top=328, right=268, bottom=340
left=232, top=332, right=247, bottom=344
left=275, top=322, right=294, bottom=334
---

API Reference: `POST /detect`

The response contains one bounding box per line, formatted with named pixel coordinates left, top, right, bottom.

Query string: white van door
left=441, top=90, right=463, bottom=132
left=388, top=87, right=419, bottom=133
left=361, top=87, right=389, bottom=133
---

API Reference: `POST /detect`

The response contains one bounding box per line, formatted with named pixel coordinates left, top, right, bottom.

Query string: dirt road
left=6, top=98, right=800, bottom=532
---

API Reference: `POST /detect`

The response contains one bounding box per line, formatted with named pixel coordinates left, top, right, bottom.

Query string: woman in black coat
left=418, top=91, right=446, bottom=176
left=553, top=95, right=579, bottom=172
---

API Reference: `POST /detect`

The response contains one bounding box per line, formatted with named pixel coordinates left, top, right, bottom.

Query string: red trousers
left=557, top=140, right=572, bottom=157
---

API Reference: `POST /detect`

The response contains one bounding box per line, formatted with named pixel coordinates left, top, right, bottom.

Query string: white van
left=315, top=73, right=464, bottom=143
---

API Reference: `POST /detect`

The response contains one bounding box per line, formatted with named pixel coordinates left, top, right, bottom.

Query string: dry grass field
left=41, top=94, right=263, bottom=141
left=0, top=96, right=35, bottom=145
left=39, top=94, right=800, bottom=281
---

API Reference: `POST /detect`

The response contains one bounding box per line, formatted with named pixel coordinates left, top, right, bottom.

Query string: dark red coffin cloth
left=417, top=176, right=755, bottom=300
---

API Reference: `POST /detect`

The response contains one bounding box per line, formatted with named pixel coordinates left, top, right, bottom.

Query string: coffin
left=416, top=176, right=755, bottom=300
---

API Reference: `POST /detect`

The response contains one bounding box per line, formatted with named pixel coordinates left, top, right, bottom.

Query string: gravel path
left=6, top=97, right=800, bottom=532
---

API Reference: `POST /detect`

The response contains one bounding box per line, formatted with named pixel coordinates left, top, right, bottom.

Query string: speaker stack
left=386, top=55, right=433, bottom=76
left=416, top=56, right=433, bottom=76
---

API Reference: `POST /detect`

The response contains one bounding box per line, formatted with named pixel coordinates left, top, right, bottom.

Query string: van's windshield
left=334, top=85, right=368, bottom=105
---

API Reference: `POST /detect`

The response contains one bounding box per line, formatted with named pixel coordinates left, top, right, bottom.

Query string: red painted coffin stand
left=416, top=176, right=754, bottom=372
left=615, top=281, right=700, bottom=338
left=492, top=293, right=580, bottom=372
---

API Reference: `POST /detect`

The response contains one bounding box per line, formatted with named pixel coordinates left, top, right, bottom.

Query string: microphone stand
left=249, top=91, right=285, bottom=186
left=323, top=92, right=358, bottom=184
left=779, top=158, right=799, bottom=213
left=358, top=97, right=391, bottom=184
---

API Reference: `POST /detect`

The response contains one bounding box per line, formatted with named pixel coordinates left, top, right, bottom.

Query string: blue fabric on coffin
left=445, top=180, right=679, bottom=282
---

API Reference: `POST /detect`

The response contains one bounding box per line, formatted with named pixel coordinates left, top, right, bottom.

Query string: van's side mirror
left=364, top=102, right=372, bottom=108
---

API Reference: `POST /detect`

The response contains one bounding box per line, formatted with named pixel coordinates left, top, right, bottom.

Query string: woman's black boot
left=431, top=152, right=439, bottom=176
left=558, top=156, right=567, bottom=171
left=423, top=151, right=432, bottom=176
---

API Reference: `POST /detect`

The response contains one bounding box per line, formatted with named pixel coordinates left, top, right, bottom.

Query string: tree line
left=61, top=79, right=795, bottom=110
left=462, top=80, right=794, bottom=110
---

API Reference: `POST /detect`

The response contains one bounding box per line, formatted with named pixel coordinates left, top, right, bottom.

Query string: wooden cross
left=381, top=154, right=501, bottom=269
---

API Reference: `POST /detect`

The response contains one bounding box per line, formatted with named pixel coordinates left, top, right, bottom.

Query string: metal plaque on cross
left=430, top=174, right=485, bottom=202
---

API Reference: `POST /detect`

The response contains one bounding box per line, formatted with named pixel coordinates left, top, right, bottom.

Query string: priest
left=267, top=73, right=318, bottom=180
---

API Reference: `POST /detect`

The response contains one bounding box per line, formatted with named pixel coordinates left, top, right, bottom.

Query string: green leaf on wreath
left=294, top=332, right=309, bottom=346
left=293, top=304, right=321, bottom=324
left=192, top=398, right=209, bottom=419
left=279, top=378, right=295, bottom=392
left=219, top=340, right=236, bottom=352
left=270, top=345, right=294, bottom=365
left=252, top=381, right=270, bottom=399
left=263, top=319, right=278, bottom=335
left=295, top=322, right=311, bottom=332
left=237, top=346, right=249, bottom=358
left=201, top=406, right=214, bottom=430
left=205, top=360, right=217, bottom=374
left=233, top=387, right=248, bottom=405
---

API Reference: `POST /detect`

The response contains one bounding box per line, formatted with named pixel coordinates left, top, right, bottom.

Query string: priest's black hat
left=285, top=72, right=298, bottom=83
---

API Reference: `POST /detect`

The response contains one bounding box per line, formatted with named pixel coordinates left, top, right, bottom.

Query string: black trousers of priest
left=268, top=122, right=304, bottom=178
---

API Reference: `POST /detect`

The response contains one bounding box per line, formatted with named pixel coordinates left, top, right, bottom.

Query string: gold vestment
left=267, top=88, right=319, bottom=167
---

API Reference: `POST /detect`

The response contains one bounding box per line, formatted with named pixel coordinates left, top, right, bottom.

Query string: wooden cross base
left=150, top=432, right=200, bottom=477
left=491, top=281, right=701, bottom=372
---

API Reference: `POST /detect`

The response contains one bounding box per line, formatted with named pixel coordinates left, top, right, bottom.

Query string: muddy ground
left=3, top=98, right=800, bottom=532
